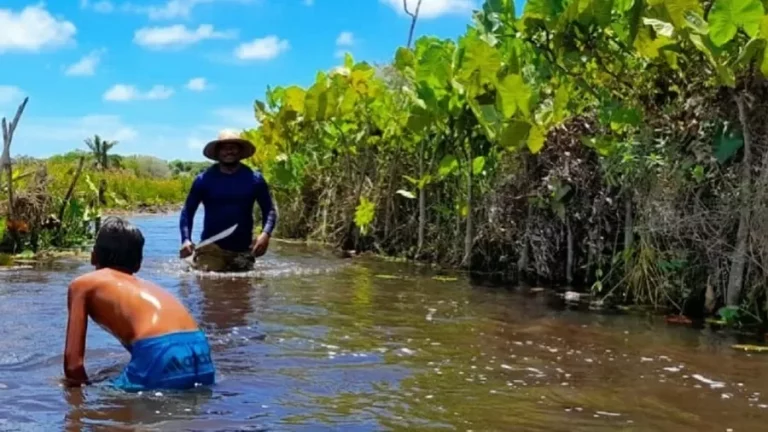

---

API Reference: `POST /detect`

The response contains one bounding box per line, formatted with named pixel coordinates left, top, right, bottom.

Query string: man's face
left=217, top=142, right=241, bottom=164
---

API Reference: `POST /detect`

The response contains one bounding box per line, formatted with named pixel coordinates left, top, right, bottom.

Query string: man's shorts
left=193, top=243, right=255, bottom=273
left=111, top=330, right=216, bottom=392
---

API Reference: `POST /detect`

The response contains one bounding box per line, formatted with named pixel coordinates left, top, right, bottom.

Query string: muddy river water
left=1, top=214, right=767, bottom=431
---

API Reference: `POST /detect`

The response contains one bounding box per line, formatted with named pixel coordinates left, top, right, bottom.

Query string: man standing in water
left=179, top=130, right=277, bottom=272
left=63, top=217, right=215, bottom=391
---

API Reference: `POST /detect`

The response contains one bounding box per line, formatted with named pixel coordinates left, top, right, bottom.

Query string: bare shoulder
left=136, top=276, right=172, bottom=294
left=68, top=269, right=111, bottom=294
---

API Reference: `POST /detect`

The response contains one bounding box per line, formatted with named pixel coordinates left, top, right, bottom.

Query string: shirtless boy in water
left=63, top=216, right=215, bottom=391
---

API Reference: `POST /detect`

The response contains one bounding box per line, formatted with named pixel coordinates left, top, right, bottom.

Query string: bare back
left=73, top=268, right=198, bottom=347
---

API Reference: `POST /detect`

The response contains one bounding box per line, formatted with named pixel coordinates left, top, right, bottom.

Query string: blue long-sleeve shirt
left=179, top=164, right=277, bottom=253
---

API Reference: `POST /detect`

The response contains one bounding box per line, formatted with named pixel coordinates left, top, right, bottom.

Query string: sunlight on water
left=0, top=214, right=767, bottom=430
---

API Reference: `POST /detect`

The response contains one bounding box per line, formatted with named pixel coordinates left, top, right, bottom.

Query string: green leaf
left=395, top=47, right=415, bottom=71
left=760, top=13, right=768, bottom=37
left=474, top=103, right=503, bottom=140
left=762, top=46, right=768, bottom=76
left=688, top=33, right=734, bottom=86
left=615, top=0, right=635, bottom=12
left=553, top=184, right=572, bottom=202
left=736, top=37, right=765, bottom=67
left=718, top=305, right=742, bottom=324
left=527, top=125, right=546, bottom=154
left=591, top=0, right=614, bottom=27
left=713, top=125, right=744, bottom=163
left=484, top=0, right=514, bottom=15
left=643, top=18, right=675, bottom=37
left=472, top=156, right=486, bottom=175
left=339, top=87, right=358, bottom=116
left=344, top=52, right=355, bottom=69
left=354, top=196, right=376, bottom=235
left=760, top=16, right=768, bottom=76
left=552, top=201, right=566, bottom=221
left=582, top=136, right=616, bottom=156
left=497, top=74, right=532, bottom=118
left=683, top=10, right=709, bottom=34
left=634, top=26, right=673, bottom=58
left=284, top=86, right=306, bottom=114
left=403, top=175, right=419, bottom=185
left=396, top=189, right=416, bottom=199
left=628, top=0, right=644, bottom=43
left=416, top=42, right=455, bottom=91
left=708, top=0, right=764, bottom=47
left=553, top=85, right=570, bottom=123
left=500, top=120, right=532, bottom=150
left=664, top=0, right=704, bottom=29
left=692, top=165, right=706, bottom=183
left=457, top=33, right=502, bottom=92
left=304, top=80, right=328, bottom=120
left=525, top=0, right=567, bottom=23
left=407, top=106, right=432, bottom=133
left=438, top=155, right=460, bottom=177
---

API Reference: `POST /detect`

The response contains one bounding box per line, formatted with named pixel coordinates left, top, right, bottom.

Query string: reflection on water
left=0, top=214, right=767, bottom=430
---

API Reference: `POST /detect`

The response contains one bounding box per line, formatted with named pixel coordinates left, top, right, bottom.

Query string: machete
left=184, top=224, right=238, bottom=264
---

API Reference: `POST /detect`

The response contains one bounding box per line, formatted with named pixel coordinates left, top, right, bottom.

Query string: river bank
left=101, top=203, right=182, bottom=217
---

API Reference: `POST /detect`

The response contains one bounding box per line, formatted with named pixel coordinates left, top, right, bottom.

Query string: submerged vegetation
left=0, top=100, right=203, bottom=257
left=243, top=0, right=768, bottom=325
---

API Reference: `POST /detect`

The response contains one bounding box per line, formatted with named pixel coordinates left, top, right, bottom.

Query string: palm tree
left=84, top=135, right=119, bottom=171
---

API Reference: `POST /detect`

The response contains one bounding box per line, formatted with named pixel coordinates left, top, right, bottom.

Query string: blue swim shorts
left=111, top=330, right=216, bottom=392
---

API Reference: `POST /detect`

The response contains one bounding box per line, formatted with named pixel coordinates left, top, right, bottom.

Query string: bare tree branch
left=403, top=0, right=423, bottom=49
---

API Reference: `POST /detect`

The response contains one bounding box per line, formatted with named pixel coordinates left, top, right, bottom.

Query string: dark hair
left=93, top=216, right=144, bottom=273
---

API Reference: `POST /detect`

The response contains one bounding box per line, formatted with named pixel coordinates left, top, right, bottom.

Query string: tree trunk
left=726, top=94, right=752, bottom=307
left=1, top=97, right=29, bottom=252
left=418, top=186, right=426, bottom=254
left=623, top=193, right=633, bottom=253
left=58, top=157, right=87, bottom=230
left=462, top=156, right=473, bottom=267
left=566, top=214, right=574, bottom=285
left=417, top=141, right=426, bottom=256
left=518, top=201, right=531, bottom=277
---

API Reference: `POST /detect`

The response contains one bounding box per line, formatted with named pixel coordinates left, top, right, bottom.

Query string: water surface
left=1, top=214, right=767, bottom=431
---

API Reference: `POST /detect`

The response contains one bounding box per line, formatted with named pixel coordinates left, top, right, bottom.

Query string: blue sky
left=0, top=0, right=493, bottom=162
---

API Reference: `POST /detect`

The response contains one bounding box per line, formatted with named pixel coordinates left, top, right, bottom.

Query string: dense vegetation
left=243, top=0, right=768, bottom=324
left=0, top=133, right=205, bottom=255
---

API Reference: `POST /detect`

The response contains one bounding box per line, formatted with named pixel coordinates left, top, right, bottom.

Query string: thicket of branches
left=244, top=0, right=768, bottom=323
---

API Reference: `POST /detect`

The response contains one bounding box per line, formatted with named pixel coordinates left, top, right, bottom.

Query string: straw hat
left=203, top=129, right=255, bottom=161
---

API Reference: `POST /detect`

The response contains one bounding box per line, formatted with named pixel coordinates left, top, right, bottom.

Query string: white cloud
left=103, top=84, right=174, bottom=102
left=336, top=31, right=354, bottom=47
left=334, top=32, right=354, bottom=59
left=381, top=0, right=475, bottom=19
left=235, top=36, right=289, bottom=60
left=186, top=77, right=207, bottom=91
left=0, top=85, right=25, bottom=108
left=134, top=24, right=236, bottom=50
left=0, top=4, right=77, bottom=53
left=65, top=49, right=105, bottom=76
left=124, top=0, right=255, bottom=21
left=303, top=0, right=314, bottom=5
left=13, top=114, right=139, bottom=155
left=80, top=0, right=116, bottom=13
left=9, top=107, right=257, bottom=160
